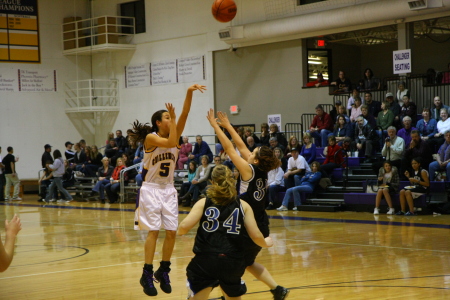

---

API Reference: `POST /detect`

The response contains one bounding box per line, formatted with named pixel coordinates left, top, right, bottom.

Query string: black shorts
left=243, top=223, right=270, bottom=266
left=187, top=254, right=247, bottom=298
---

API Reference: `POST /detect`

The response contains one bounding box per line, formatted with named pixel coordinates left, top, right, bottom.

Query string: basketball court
left=1, top=196, right=449, bottom=299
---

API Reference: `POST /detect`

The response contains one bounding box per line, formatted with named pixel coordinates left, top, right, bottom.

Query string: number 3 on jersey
left=159, top=162, right=170, bottom=177
left=202, top=207, right=241, bottom=234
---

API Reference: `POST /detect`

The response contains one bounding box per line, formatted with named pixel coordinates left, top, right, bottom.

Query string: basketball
left=212, top=0, right=237, bottom=23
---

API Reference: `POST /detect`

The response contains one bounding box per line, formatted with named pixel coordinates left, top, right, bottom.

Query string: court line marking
left=284, top=239, right=450, bottom=253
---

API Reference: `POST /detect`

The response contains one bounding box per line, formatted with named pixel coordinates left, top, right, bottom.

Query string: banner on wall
left=0, top=0, right=40, bottom=63
left=151, top=59, right=177, bottom=86
left=268, top=114, right=281, bottom=131
left=125, top=63, right=151, bottom=88
left=393, top=49, right=411, bottom=74
left=178, top=56, right=205, bottom=83
left=18, top=69, right=57, bottom=92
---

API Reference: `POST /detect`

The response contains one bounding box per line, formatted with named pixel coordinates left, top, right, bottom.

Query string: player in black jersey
left=178, top=165, right=273, bottom=300
left=207, top=110, right=290, bottom=300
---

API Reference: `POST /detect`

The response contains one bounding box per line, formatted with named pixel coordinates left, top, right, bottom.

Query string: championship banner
left=0, top=0, right=40, bottom=63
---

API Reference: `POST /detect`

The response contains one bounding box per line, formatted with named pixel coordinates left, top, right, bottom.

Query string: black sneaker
left=140, top=269, right=157, bottom=296
left=266, top=203, right=275, bottom=210
left=154, top=269, right=172, bottom=294
left=271, top=285, right=289, bottom=300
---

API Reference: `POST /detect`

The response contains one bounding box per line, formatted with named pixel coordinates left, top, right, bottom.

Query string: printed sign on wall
left=393, top=49, right=411, bottom=75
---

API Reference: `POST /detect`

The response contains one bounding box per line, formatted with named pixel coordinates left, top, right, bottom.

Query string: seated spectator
left=356, top=79, right=365, bottom=92
left=306, top=72, right=329, bottom=87
left=284, top=135, right=301, bottom=159
left=269, top=124, right=287, bottom=148
left=350, top=97, right=363, bottom=123
left=428, top=108, right=450, bottom=150
left=300, top=133, right=316, bottom=165
left=106, top=132, right=114, bottom=145
left=115, top=130, right=128, bottom=155
left=402, top=130, right=433, bottom=175
left=126, top=130, right=138, bottom=160
left=331, top=70, right=351, bottom=93
left=397, top=157, right=429, bottom=216
left=244, top=128, right=260, bottom=146
left=329, top=100, right=342, bottom=123
left=386, top=92, right=401, bottom=122
left=79, top=139, right=87, bottom=151
left=232, top=166, right=240, bottom=193
left=364, top=92, right=382, bottom=118
left=90, top=157, right=114, bottom=203
left=274, top=147, right=288, bottom=172
left=178, top=161, right=197, bottom=206
left=396, top=81, right=410, bottom=106
left=429, top=131, right=450, bottom=182
left=377, top=101, right=394, bottom=132
left=373, top=161, right=399, bottom=215
left=361, top=105, right=376, bottom=129
left=269, top=137, right=285, bottom=153
left=122, top=153, right=137, bottom=180
left=354, top=116, right=378, bottom=163
left=283, top=148, right=310, bottom=189
left=332, top=115, right=352, bottom=144
left=104, top=139, right=119, bottom=164
left=41, top=144, right=53, bottom=169
left=431, top=96, right=449, bottom=121
left=64, top=141, right=75, bottom=161
left=362, top=68, right=381, bottom=90
left=179, top=155, right=213, bottom=207
left=189, top=135, right=213, bottom=164
left=374, top=126, right=405, bottom=174
left=177, top=136, right=192, bottom=170
left=246, top=136, right=257, bottom=152
left=277, top=161, right=322, bottom=211
left=346, top=89, right=362, bottom=112
left=81, top=145, right=103, bottom=177
left=72, top=142, right=86, bottom=172
left=398, top=95, right=417, bottom=125
left=215, top=125, right=232, bottom=155
left=416, top=108, right=437, bottom=141
left=338, top=105, right=350, bottom=123
left=105, top=157, right=128, bottom=204
left=321, top=136, right=343, bottom=178
left=236, top=126, right=246, bottom=143
left=38, top=161, right=54, bottom=202
left=265, top=166, right=285, bottom=210
left=133, top=142, right=144, bottom=165
left=397, top=116, right=417, bottom=147
left=308, top=105, right=334, bottom=147
left=259, top=123, right=270, bottom=146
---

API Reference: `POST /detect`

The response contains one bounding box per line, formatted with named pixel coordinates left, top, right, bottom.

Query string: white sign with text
left=268, top=114, right=281, bottom=132
left=125, top=63, right=151, bottom=88
left=178, top=56, right=205, bottom=83
left=393, top=49, right=411, bottom=74
left=151, top=60, right=177, bottom=85
left=19, top=69, right=57, bottom=92
left=0, top=68, right=18, bottom=92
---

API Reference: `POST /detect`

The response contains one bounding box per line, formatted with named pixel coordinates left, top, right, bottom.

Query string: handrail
left=119, top=163, right=140, bottom=202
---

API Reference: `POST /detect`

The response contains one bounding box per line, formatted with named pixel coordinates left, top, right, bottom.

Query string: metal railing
left=119, top=163, right=140, bottom=203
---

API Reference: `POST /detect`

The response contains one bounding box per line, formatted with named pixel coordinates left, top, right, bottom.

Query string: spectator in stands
left=379, top=126, right=405, bottom=172
left=364, top=92, right=382, bottom=118
left=442, top=62, right=450, bottom=84
left=350, top=97, right=363, bottom=123
left=122, top=153, right=137, bottom=181
left=396, top=81, right=410, bottom=106
left=91, top=157, right=114, bottom=203
left=283, top=148, right=310, bottom=189
left=277, top=161, right=322, bottom=211
left=72, top=142, right=87, bottom=171
left=306, top=73, right=329, bottom=87
left=82, top=145, right=103, bottom=177
left=259, top=123, right=270, bottom=146
left=177, top=136, right=192, bottom=170
left=308, top=105, right=334, bottom=147
left=0, top=147, right=5, bottom=202
left=416, top=108, right=437, bottom=141
left=397, top=116, right=417, bottom=147
left=285, top=136, right=301, bottom=159
left=361, top=105, right=376, bottom=129
left=60, top=159, right=76, bottom=197
left=41, top=144, right=53, bottom=169
left=429, top=131, right=450, bottom=182
left=215, top=125, right=232, bottom=155
left=274, top=147, right=288, bottom=172
left=244, top=128, right=260, bottom=146
left=346, top=89, right=362, bottom=112
left=300, top=133, right=316, bottom=165
left=362, top=68, right=381, bottom=90
left=377, top=101, right=394, bottom=133
left=44, top=150, right=73, bottom=203
left=431, top=96, right=449, bottom=121
left=329, top=100, right=342, bottom=123
left=106, top=132, right=114, bottom=145
left=189, top=135, right=213, bottom=164
left=115, top=130, right=128, bottom=155
left=3, top=147, right=20, bottom=201
left=265, top=166, right=285, bottom=210
left=331, top=70, right=351, bottom=93
left=232, top=166, right=240, bottom=193
left=397, top=157, right=429, bottom=216
left=179, top=155, right=213, bottom=207
left=398, top=95, right=417, bottom=125
left=402, top=130, right=433, bottom=175
left=338, top=105, right=350, bottom=122
left=64, top=141, right=75, bottom=161
left=135, top=162, right=144, bottom=188
left=178, top=161, right=197, bottom=206
left=269, top=124, right=287, bottom=148
left=133, top=142, right=144, bottom=165
left=429, top=108, right=450, bottom=150
left=126, top=130, right=138, bottom=161
left=321, top=136, right=343, bottom=178
left=105, top=157, right=127, bottom=204
left=333, top=115, right=352, bottom=145
left=79, top=139, right=87, bottom=150
left=104, top=139, right=119, bottom=166
left=38, top=161, right=54, bottom=202
left=220, top=140, right=235, bottom=171
left=354, top=116, right=377, bottom=163
left=269, top=137, right=285, bottom=153
left=386, top=92, right=401, bottom=121
left=356, top=79, right=365, bottom=92
left=236, top=126, right=246, bottom=143
left=373, top=161, right=399, bottom=215
left=246, top=136, right=257, bottom=152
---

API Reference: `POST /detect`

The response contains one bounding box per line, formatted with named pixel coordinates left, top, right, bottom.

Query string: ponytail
left=206, top=165, right=237, bottom=206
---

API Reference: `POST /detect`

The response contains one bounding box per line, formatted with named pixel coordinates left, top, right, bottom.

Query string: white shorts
left=134, top=182, right=178, bottom=231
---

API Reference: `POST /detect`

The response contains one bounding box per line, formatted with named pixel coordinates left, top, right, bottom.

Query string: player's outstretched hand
left=165, top=103, right=176, bottom=122
left=206, top=109, right=219, bottom=128
left=264, top=236, right=274, bottom=248
left=5, top=215, right=21, bottom=237
left=188, top=84, right=207, bottom=93
left=217, top=111, right=232, bottom=129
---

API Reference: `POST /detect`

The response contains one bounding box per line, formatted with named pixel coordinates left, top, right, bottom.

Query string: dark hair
left=335, top=114, right=347, bottom=130
left=315, top=104, right=323, bottom=110
left=411, top=130, right=419, bottom=136
left=328, top=135, right=336, bottom=143
left=130, top=109, right=168, bottom=144
left=116, top=130, right=122, bottom=134
left=188, top=161, right=197, bottom=174
left=53, top=149, right=62, bottom=159
left=365, top=91, right=372, bottom=97
left=383, top=160, right=392, bottom=168
left=7, top=146, right=12, bottom=152
left=364, top=68, right=374, bottom=79
left=412, top=157, right=422, bottom=165
left=422, top=107, right=430, bottom=113
left=311, top=161, right=321, bottom=171
left=206, top=165, right=237, bottom=206
left=79, top=139, right=86, bottom=144
left=255, top=146, right=281, bottom=172
left=354, top=96, right=362, bottom=102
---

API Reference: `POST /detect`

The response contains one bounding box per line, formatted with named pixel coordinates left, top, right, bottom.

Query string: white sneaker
left=49, top=199, right=56, bottom=202
left=65, top=199, right=73, bottom=203
left=276, top=206, right=288, bottom=211
left=373, top=208, right=380, bottom=215
left=293, top=206, right=298, bottom=211
left=56, top=199, right=65, bottom=203
left=387, top=208, right=395, bottom=215
left=12, top=197, right=22, bottom=201
left=4, top=197, right=10, bottom=201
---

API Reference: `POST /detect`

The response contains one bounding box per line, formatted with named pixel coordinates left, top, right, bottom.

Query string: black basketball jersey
left=193, top=198, right=247, bottom=258
left=239, top=164, right=269, bottom=228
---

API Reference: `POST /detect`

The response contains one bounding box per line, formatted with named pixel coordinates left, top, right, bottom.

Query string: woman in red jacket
left=321, top=136, right=343, bottom=178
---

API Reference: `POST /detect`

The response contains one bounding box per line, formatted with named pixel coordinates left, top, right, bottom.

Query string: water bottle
left=110, top=177, right=114, bottom=184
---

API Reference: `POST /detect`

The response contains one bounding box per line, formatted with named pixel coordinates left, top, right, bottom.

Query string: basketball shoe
left=140, top=269, right=157, bottom=296
left=271, top=285, right=289, bottom=300
left=154, top=269, right=172, bottom=293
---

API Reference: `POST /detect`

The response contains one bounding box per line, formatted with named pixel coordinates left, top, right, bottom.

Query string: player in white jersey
left=130, top=84, right=206, bottom=297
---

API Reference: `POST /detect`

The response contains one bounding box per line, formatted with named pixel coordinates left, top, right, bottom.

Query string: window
left=306, top=49, right=331, bottom=84
left=120, top=0, right=145, bottom=34
left=297, top=0, right=326, bottom=5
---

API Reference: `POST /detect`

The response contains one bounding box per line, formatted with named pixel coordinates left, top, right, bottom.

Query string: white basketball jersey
left=143, top=132, right=180, bottom=185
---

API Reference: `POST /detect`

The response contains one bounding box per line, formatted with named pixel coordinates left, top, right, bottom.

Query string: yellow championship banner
left=0, top=0, right=39, bottom=63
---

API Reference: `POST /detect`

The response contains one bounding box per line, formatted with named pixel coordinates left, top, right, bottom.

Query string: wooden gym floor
left=0, top=195, right=449, bottom=299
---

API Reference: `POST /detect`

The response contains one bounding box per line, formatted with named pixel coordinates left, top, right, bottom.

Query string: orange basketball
left=212, top=0, right=237, bottom=23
